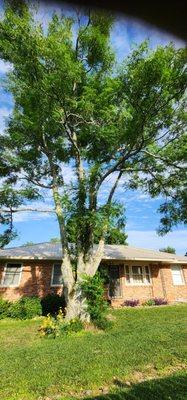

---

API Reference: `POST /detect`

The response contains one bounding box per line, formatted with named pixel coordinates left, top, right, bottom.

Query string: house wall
left=0, top=260, right=63, bottom=301
left=0, top=259, right=186, bottom=304
left=110, top=262, right=187, bottom=307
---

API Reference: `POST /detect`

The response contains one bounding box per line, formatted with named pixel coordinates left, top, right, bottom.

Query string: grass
left=0, top=305, right=187, bottom=400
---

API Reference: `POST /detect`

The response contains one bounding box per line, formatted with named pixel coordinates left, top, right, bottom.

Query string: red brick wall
left=109, top=262, right=187, bottom=307
left=0, top=260, right=186, bottom=304
left=159, top=264, right=187, bottom=302
left=0, top=260, right=63, bottom=301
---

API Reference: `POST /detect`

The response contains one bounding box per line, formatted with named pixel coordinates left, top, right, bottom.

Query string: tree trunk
left=65, top=284, right=90, bottom=322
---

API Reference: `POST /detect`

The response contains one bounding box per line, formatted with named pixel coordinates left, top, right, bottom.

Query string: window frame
left=51, top=263, right=63, bottom=287
left=124, top=264, right=152, bottom=286
left=1, top=262, right=23, bottom=288
left=171, top=265, right=185, bottom=286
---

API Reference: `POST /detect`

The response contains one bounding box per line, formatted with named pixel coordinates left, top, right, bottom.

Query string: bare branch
left=97, top=140, right=145, bottom=190
left=106, top=170, right=123, bottom=205
left=0, top=208, right=55, bottom=213
left=66, top=113, right=100, bottom=127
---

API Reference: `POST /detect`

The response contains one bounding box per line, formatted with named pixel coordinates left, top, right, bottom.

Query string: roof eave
left=0, top=256, right=187, bottom=264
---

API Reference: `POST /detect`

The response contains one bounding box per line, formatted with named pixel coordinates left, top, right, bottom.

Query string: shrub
left=41, top=294, right=66, bottom=316
left=39, top=309, right=84, bottom=337
left=39, top=314, right=59, bottom=337
left=143, top=299, right=156, bottom=306
left=20, top=296, right=42, bottom=318
left=8, top=300, right=23, bottom=319
left=94, top=315, right=112, bottom=330
left=0, top=298, right=11, bottom=319
left=122, top=299, right=139, bottom=307
left=59, top=318, right=84, bottom=335
left=80, top=273, right=109, bottom=329
left=153, top=297, right=168, bottom=305
left=143, top=298, right=168, bottom=306
left=8, top=296, right=42, bottom=319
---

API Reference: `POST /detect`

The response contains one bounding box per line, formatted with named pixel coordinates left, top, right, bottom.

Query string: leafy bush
left=153, top=297, right=168, bottom=305
left=39, top=309, right=84, bottom=337
left=143, top=299, right=156, bottom=306
left=0, top=296, right=42, bottom=319
left=21, top=296, right=42, bottom=318
left=122, top=299, right=139, bottom=307
left=8, top=296, right=42, bottom=319
left=8, top=300, right=23, bottom=319
left=143, top=298, right=168, bottom=306
left=38, top=314, right=58, bottom=337
left=94, top=315, right=112, bottom=330
left=59, top=318, right=84, bottom=335
left=0, top=298, right=11, bottom=319
left=80, top=273, right=109, bottom=329
left=41, top=293, right=66, bottom=316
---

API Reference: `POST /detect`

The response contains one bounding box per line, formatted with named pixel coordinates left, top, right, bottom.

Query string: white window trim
left=124, top=264, right=152, bottom=286
left=51, top=263, right=63, bottom=287
left=171, top=265, right=185, bottom=286
left=0, top=262, right=23, bottom=288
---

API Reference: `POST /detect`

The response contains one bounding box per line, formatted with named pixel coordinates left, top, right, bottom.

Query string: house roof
left=0, top=242, right=187, bottom=264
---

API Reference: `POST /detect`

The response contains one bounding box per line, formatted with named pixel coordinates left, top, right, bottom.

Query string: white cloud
left=127, top=229, right=187, bottom=256
left=13, top=210, right=54, bottom=223
left=0, top=106, right=11, bottom=134
left=61, top=163, right=76, bottom=184
left=0, top=60, right=13, bottom=74
left=13, top=198, right=55, bottom=223
left=0, top=106, right=11, bottom=118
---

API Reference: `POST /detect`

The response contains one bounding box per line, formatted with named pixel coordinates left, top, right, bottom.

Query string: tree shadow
left=82, top=373, right=187, bottom=400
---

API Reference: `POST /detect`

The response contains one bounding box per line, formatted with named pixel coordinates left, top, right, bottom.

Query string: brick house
left=0, top=242, right=187, bottom=305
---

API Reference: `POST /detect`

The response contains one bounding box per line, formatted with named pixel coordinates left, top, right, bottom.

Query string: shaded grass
left=82, top=371, right=187, bottom=400
left=0, top=305, right=187, bottom=400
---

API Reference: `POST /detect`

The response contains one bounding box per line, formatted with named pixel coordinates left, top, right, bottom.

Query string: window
left=171, top=266, right=184, bottom=285
left=51, top=263, right=63, bottom=286
left=125, top=265, right=151, bottom=285
left=1, top=263, right=22, bottom=287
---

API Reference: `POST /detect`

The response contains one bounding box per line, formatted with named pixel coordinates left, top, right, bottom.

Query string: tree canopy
left=0, top=1, right=186, bottom=319
left=159, top=246, right=176, bottom=254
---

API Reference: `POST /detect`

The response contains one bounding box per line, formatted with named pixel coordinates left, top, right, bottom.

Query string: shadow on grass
left=83, top=373, right=187, bottom=400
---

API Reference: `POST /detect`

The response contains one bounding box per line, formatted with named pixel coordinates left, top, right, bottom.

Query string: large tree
left=0, top=2, right=186, bottom=320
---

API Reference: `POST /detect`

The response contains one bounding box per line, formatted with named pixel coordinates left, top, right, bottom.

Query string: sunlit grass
left=0, top=305, right=186, bottom=400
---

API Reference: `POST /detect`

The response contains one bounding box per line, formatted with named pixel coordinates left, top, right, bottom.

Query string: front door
left=109, top=265, right=121, bottom=298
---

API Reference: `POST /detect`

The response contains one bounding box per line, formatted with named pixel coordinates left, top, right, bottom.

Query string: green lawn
left=0, top=305, right=187, bottom=400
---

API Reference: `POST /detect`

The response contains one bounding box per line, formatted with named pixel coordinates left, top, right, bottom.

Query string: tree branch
left=96, top=140, right=145, bottom=190
left=141, top=150, right=184, bottom=170
left=106, top=170, right=123, bottom=205
left=20, top=177, right=53, bottom=189
left=0, top=208, right=55, bottom=213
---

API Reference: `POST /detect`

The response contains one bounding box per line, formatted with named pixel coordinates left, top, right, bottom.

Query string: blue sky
left=0, top=1, right=186, bottom=255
